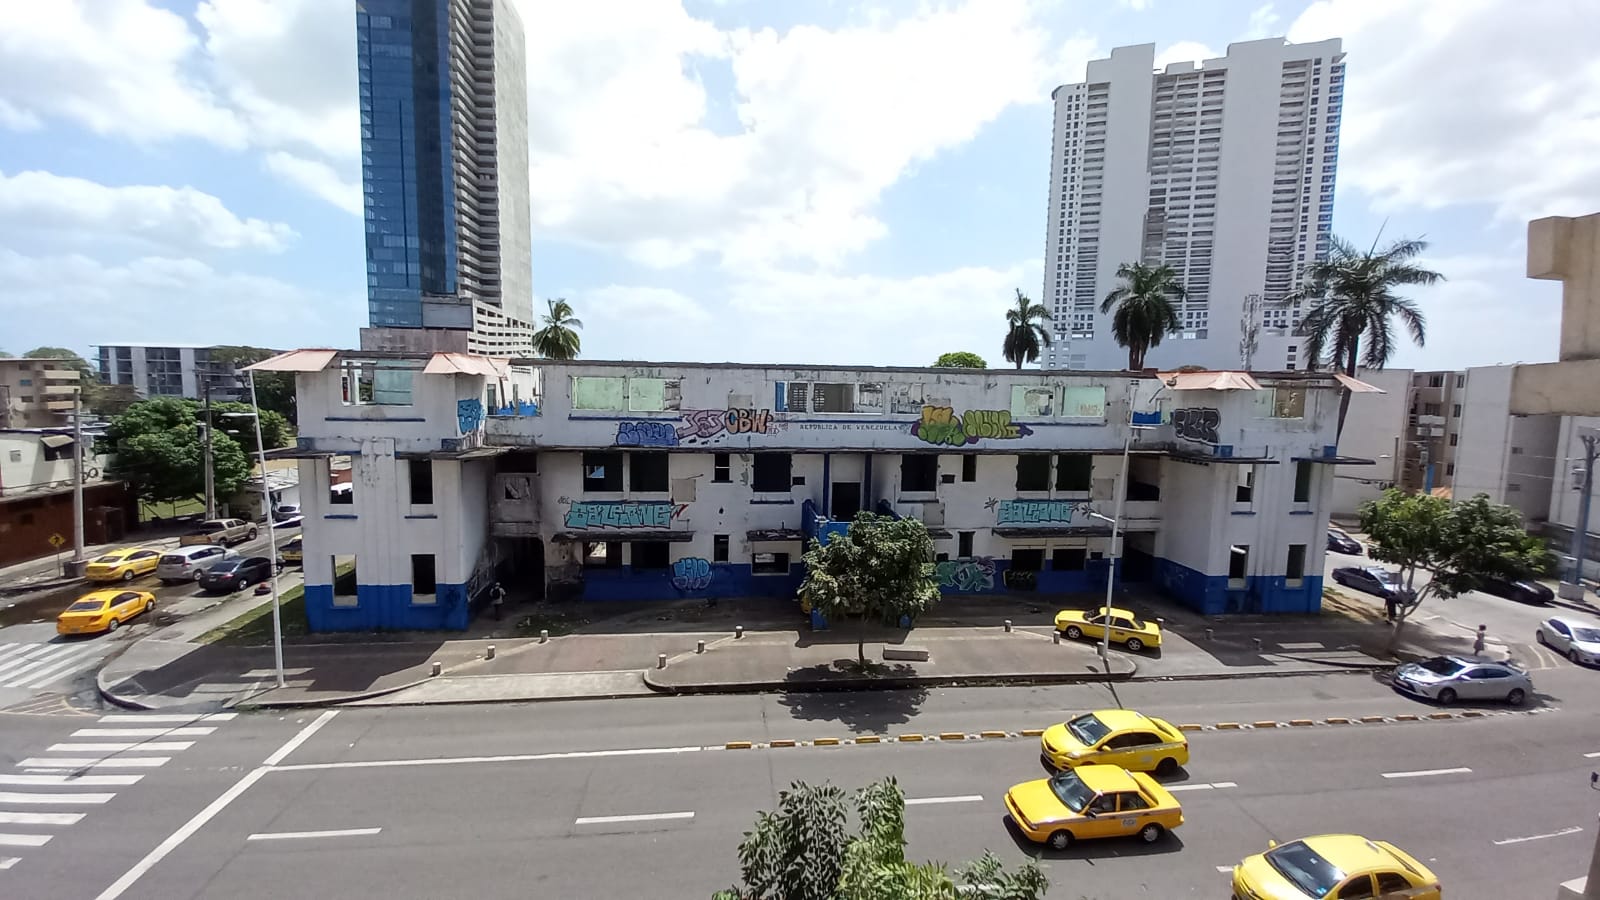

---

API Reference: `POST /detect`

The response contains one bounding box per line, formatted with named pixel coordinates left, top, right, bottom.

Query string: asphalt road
left=2, top=669, right=1597, bottom=899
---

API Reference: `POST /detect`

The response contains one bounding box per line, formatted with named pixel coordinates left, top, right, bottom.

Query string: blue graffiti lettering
left=457, top=398, right=485, bottom=434
left=996, top=500, right=1088, bottom=526
left=671, top=557, right=713, bottom=592
left=934, top=557, right=995, bottom=592
left=564, top=501, right=678, bottom=529
left=616, top=421, right=680, bottom=447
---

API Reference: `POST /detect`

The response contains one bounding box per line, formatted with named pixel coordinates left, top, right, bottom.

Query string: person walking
left=490, top=582, right=507, bottom=621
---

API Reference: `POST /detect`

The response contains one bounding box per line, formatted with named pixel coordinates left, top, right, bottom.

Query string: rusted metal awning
left=423, top=353, right=509, bottom=377
left=552, top=530, right=693, bottom=543
left=39, top=434, right=75, bottom=448
left=1157, top=370, right=1264, bottom=391
left=245, top=349, right=339, bottom=372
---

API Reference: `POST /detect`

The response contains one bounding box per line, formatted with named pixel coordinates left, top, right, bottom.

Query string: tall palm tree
left=1291, top=235, right=1444, bottom=435
left=1002, top=289, right=1052, bottom=369
left=1099, top=262, right=1185, bottom=370
left=532, top=297, right=583, bottom=360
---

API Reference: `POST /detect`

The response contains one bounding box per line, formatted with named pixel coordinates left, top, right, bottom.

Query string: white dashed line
left=1166, top=782, right=1239, bottom=793
left=1382, top=767, right=1472, bottom=779
left=0, top=857, right=18, bottom=870
left=1216, top=865, right=1234, bottom=873
left=1493, top=826, right=1582, bottom=846
left=1584, top=752, right=1600, bottom=759
left=247, top=827, right=382, bottom=841
left=905, top=795, right=984, bottom=806
left=274, top=745, right=705, bottom=773
left=574, top=811, right=695, bottom=826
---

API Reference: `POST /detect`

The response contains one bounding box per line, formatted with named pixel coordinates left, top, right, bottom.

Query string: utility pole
left=1573, top=431, right=1598, bottom=588
left=63, top=387, right=88, bottom=578
left=201, top=372, right=215, bottom=520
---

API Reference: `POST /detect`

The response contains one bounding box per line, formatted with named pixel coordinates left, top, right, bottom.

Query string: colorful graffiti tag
left=671, top=557, right=714, bottom=592
left=676, top=408, right=774, bottom=443
left=995, top=499, right=1092, bottom=526
left=564, top=501, right=685, bottom=529
left=456, top=398, right=484, bottom=434
left=616, top=421, right=679, bottom=447
left=911, top=406, right=1033, bottom=446
left=934, top=557, right=995, bottom=592
left=1172, top=407, right=1221, bottom=444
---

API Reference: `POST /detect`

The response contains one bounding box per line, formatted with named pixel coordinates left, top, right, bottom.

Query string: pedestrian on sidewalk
left=1384, top=593, right=1398, bottom=623
left=490, top=582, right=506, bottom=620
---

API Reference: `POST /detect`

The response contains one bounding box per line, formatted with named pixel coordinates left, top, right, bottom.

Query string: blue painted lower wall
left=578, top=563, right=804, bottom=602
left=304, top=581, right=471, bottom=632
left=1152, top=557, right=1323, bottom=615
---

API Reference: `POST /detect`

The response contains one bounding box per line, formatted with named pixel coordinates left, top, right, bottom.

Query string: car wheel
left=1506, top=688, right=1527, bottom=706
left=1065, top=626, right=1083, bottom=640
left=1155, top=757, right=1179, bottom=776
left=121, top=569, right=135, bottom=582
left=1047, top=830, right=1074, bottom=850
left=1570, top=648, right=1582, bottom=664
left=106, top=618, right=120, bottom=633
left=1125, top=637, right=1145, bottom=652
left=1436, top=688, right=1457, bottom=705
left=248, top=528, right=258, bottom=541
left=1138, top=823, right=1165, bottom=844
left=1536, top=631, right=1547, bottom=646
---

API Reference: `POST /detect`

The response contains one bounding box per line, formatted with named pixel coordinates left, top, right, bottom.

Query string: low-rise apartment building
left=95, top=344, right=254, bottom=401
left=0, top=358, right=79, bottom=428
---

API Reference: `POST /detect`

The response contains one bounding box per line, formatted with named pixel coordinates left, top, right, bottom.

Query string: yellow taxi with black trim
left=56, top=589, right=155, bottom=636
left=1003, top=763, right=1183, bottom=851
left=280, top=536, right=304, bottom=565
left=85, top=547, right=162, bottom=582
left=1231, top=834, right=1441, bottom=900
left=1054, top=605, right=1162, bottom=651
left=1041, top=708, right=1189, bottom=774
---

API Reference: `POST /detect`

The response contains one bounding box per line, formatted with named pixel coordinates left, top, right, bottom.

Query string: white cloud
left=1154, top=41, right=1220, bottom=71
left=0, top=98, right=41, bottom=131
left=1118, top=0, right=1153, bottom=10
left=1394, top=256, right=1563, bottom=369
left=1243, top=3, right=1281, bottom=39
left=0, top=169, right=296, bottom=254
left=582, top=285, right=712, bottom=323
left=1289, top=0, right=1600, bottom=223
left=263, top=152, right=363, bottom=216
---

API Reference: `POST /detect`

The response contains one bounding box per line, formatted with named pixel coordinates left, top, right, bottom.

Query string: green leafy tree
left=1291, top=235, right=1444, bottom=435
left=1099, top=262, right=1184, bottom=371
left=1359, top=490, right=1552, bottom=646
left=715, top=778, right=1046, bottom=900
left=931, top=352, right=987, bottom=369
left=211, top=400, right=291, bottom=454
left=85, top=383, right=142, bottom=418
left=209, top=346, right=296, bottom=425
left=1001, top=290, right=1051, bottom=370
left=800, top=513, right=940, bottom=667
left=100, top=398, right=251, bottom=505
left=532, top=297, right=584, bottom=360
left=23, top=346, right=90, bottom=369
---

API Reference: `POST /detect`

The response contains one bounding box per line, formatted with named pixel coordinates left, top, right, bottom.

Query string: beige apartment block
left=0, top=358, right=78, bottom=428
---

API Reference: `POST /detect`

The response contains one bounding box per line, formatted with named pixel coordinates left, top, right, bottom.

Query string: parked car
left=1475, top=575, right=1554, bottom=605
left=156, top=545, right=239, bottom=583
left=1390, top=655, right=1532, bottom=705
left=197, top=556, right=275, bottom=594
left=1331, top=566, right=1415, bottom=603
left=57, top=589, right=155, bottom=636
left=179, top=518, right=258, bottom=547
left=274, top=504, right=301, bottom=518
left=85, top=547, right=162, bottom=582
left=272, top=513, right=304, bottom=530
left=1536, top=616, right=1600, bottom=665
left=280, top=536, right=304, bottom=565
left=1326, top=528, right=1363, bottom=555
left=1054, top=606, right=1163, bottom=652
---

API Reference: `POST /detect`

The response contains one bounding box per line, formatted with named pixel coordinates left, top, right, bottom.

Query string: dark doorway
left=501, top=536, right=546, bottom=600
left=1122, top=533, right=1155, bottom=583
left=831, top=482, right=862, bottom=521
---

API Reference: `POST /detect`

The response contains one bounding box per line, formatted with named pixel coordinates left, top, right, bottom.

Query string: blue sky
left=1, top=0, right=1595, bottom=371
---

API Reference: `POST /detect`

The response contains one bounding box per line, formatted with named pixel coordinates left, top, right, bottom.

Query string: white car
left=1536, top=616, right=1600, bottom=666
left=156, top=545, right=240, bottom=583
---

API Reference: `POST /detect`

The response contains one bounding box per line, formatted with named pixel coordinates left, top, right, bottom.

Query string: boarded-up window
left=572, top=376, right=626, bottom=411
left=782, top=382, right=808, bottom=411
left=857, top=382, right=884, bottom=412
left=812, top=382, right=855, bottom=412
left=1011, top=386, right=1055, bottom=417
left=628, top=378, right=681, bottom=412
left=1059, top=386, right=1106, bottom=418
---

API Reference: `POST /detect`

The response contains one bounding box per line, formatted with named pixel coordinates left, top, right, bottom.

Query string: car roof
left=1296, top=834, right=1408, bottom=870
left=1087, top=709, right=1152, bottom=732
left=1092, top=606, right=1141, bottom=619
left=1073, top=764, right=1140, bottom=792
left=174, top=544, right=224, bottom=555
left=78, top=589, right=131, bottom=602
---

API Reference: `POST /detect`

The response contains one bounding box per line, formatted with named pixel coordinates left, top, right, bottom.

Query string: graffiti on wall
left=671, top=557, right=714, bottom=592
left=678, top=408, right=774, bottom=443
left=616, top=421, right=679, bottom=448
left=934, top=557, right=995, bottom=592
left=911, top=406, right=1033, bottom=446
left=995, top=499, right=1094, bottom=526
left=457, top=398, right=484, bottom=435
left=1172, top=407, right=1221, bottom=444
left=563, top=501, right=686, bottom=529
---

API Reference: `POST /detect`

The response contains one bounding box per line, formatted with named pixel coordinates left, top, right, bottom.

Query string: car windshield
left=93, top=554, right=123, bottom=563
left=1047, top=770, right=1095, bottom=813
left=1416, top=657, right=1465, bottom=676
left=1264, top=842, right=1345, bottom=898
left=1066, top=713, right=1111, bottom=746
left=67, top=600, right=106, bottom=612
left=1572, top=627, right=1600, bottom=643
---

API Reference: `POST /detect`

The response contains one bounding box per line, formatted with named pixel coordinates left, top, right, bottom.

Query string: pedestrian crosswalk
left=0, top=641, right=109, bottom=691
left=0, top=711, right=235, bottom=873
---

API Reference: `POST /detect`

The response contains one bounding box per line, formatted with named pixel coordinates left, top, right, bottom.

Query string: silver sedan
left=1536, top=616, right=1600, bottom=666
left=1390, top=655, right=1533, bottom=706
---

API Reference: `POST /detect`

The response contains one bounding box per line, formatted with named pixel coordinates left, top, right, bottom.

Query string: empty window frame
left=901, top=455, right=939, bottom=493
left=631, top=541, right=670, bottom=570
left=1055, top=455, right=1092, bottom=492
left=629, top=451, right=669, bottom=493
left=712, top=452, right=732, bottom=483
left=1016, top=454, right=1051, bottom=491
left=752, top=453, right=793, bottom=492
left=583, top=451, right=624, bottom=492
left=408, top=459, right=434, bottom=505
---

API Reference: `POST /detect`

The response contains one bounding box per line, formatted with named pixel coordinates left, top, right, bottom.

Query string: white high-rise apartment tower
left=1042, top=39, right=1346, bottom=371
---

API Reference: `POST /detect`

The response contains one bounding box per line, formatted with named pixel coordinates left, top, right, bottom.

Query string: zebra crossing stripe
left=18, top=758, right=170, bottom=770
left=0, top=774, right=144, bottom=787
left=0, top=791, right=116, bottom=805
left=96, top=713, right=236, bottom=724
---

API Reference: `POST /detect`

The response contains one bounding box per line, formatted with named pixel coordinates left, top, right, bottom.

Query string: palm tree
left=1002, top=289, right=1052, bottom=369
left=1098, top=262, right=1185, bottom=371
left=1292, top=235, right=1444, bottom=435
left=531, top=297, right=583, bottom=360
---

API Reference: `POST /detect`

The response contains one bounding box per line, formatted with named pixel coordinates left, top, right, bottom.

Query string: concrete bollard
left=735, top=625, right=744, bottom=639
left=658, top=653, right=668, bottom=669
left=539, top=629, right=549, bottom=643
left=1053, top=630, right=1061, bottom=644
left=1004, top=619, right=1013, bottom=633
left=485, top=644, right=496, bottom=661
left=1253, top=637, right=1262, bottom=651
left=697, top=640, right=706, bottom=654
left=430, top=661, right=442, bottom=677
left=1205, top=627, right=1214, bottom=642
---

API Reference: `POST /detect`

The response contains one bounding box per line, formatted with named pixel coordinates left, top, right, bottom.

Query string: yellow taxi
left=1041, top=708, right=1189, bottom=774
left=1054, top=605, right=1162, bottom=652
left=1231, top=834, right=1441, bottom=900
left=1004, top=763, right=1183, bottom=850
left=281, top=536, right=303, bottom=565
left=57, top=589, right=156, bottom=636
left=85, top=547, right=163, bottom=583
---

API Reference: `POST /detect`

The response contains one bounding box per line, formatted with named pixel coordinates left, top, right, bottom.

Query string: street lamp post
left=63, top=387, right=89, bottom=578
left=224, top=371, right=284, bottom=688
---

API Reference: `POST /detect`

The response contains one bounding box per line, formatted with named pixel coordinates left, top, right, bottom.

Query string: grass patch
left=199, top=584, right=308, bottom=645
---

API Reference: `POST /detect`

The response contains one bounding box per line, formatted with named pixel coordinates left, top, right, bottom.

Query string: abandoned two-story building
left=253, top=350, right=1374, bottom=632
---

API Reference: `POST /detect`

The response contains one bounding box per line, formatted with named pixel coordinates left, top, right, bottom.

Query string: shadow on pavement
left=1002, top=817, right=1187, bottom=860
left=776, top=662, right=928, bottom=733
left=112, top=640, right=450, bottom=705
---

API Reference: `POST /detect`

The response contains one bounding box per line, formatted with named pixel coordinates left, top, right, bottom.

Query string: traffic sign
left=48, top=533, right=66, bottom=549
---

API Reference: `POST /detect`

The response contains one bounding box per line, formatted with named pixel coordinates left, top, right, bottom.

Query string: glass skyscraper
left=356, top=0, right=533, bottom=356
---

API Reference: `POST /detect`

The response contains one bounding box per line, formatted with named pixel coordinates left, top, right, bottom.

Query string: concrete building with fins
left=1043, top=38, right=1345, bottom=372
left=356, top=0, right=534, bottom=358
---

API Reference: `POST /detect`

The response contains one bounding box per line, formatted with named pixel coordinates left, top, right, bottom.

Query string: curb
left=235, top=676, right=434, bottom=710
left=640, top=663, right=1139, bottom=696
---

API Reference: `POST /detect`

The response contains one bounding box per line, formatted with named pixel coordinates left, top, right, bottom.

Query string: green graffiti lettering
left=962, top=409, right=1019, bottom=439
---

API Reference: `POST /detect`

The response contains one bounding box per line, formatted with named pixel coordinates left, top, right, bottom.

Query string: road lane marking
left=247, top=827, right=382, bottom=841
left=19, top=757, right=169, bottom=769
left=262, top=710, right=339, bottom=767
left=273, top=744, right=705, bottom=773
left=0, top=774, right=143, bottom=786
left=0, top=857, right=17, bottom=870
left=0, top=834, right=51, bottom=847
left=0, top=811, right=85, bottom=826
left=93, top=710, right=339, bottom=900
left=49, top=742, right=194, bottom=753
left=97, top=714, right=236, bottom=724
left=1493, top=826, right=1582, bottom=846
left=905, top=795, right=984, bottom=806
left=1277, top=642, right=1325, bottom=650
left=72, top=727, right=215, bottom=738
left=13, top=645, right=107, bottom=689
left=1381, top=767, right=1472, bottom=779
left=1216, top=865, right=1234, bottom=873
left=1166, top=782, right=1239, bottom=793
left=0, top=791, right=115, bottom=805
left=1585, top=752, right=1600, bottom=759
left=574, top=811, right=694, bottom=825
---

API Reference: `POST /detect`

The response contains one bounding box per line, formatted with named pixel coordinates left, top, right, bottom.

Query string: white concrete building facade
left=265, top=351, right=1370, bottom=632
left=1451, top=365, right=1561, bottom=522
left=1043, top=38, right=1345, bottom=372
left=94, top=344, right=247, bottom=401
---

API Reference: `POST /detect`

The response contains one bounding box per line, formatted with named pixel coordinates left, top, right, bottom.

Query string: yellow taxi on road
left=1003, top=763, right=1183, bottom=850
left=57, top=589, right=155, bottom=636
left=281, top=536, right=304, bottom=565
left=1041, top=708, right=1189, bottom=774
left=1231, top=834, right=1441, bottom=900
left=85, top=547, right=162, bottom=583
left=1054, top=605, right=1162, bottom=652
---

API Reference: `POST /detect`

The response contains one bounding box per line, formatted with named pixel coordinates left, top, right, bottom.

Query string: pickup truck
left=178, top=518, right=258, bottom=547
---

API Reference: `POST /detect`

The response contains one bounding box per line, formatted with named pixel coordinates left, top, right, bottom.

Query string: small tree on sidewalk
left=800, top=513, right=940, bottom=668
left=1359, top=490, right=1552, bottom=648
